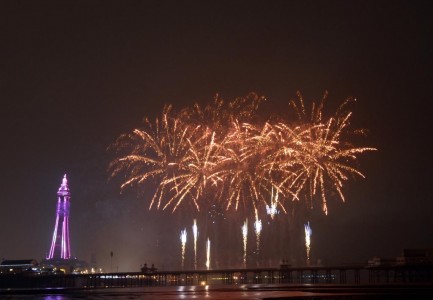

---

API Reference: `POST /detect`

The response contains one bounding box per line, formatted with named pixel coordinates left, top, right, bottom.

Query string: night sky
left=1, top=0, right=432, bottom=271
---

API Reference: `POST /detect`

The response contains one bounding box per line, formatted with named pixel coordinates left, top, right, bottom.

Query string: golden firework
left=109, top=92, right=376, bottom=216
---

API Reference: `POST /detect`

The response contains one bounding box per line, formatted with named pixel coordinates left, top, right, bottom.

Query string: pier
left=1, top=264, right=432, bottom=289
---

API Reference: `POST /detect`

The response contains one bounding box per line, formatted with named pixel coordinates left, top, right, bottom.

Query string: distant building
left=367, top=256, right=397, bottom=267
left=397, top=249, right=433, bottom=265
left=0, top=259, right=38, bottom=274
left=368, top=248, right=433, bottom=267
left=39, top=257, right=89, bottom=274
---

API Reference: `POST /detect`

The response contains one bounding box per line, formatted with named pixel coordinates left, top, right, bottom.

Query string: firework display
left=109, top=92, right=375, bottom=267
left=110, top=92, right=374, bottom=215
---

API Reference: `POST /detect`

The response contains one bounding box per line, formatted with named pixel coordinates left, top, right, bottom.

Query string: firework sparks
left=305, top=222, right=312, bottom=265
left=192, top=219, right=198, bottom=270
left=254, top=210, right=262, bottom=259
left=206, top=238, right=211, bottom=270
left=266, top=187, right=280, bottom=219
left=110, top=92, right=375, bottom=216
left=180, top=228, right=187, bottom=269
left=285, top=92, right=377, bottom=214
left=108, top=107, right=202, bottom=212
left=242, top=219, right=248, bottom=268
left=109, top=91, right=376, bottom=269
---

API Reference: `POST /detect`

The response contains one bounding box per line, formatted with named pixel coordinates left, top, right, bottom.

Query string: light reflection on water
left=1, top=286, right=249, bottom=300
left=1, top=285, right=428, bottom=299
left=0, top=285, right=290, bottom=300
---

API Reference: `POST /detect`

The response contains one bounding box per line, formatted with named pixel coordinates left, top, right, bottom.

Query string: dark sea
left=2, top=284, right=433, bottom=300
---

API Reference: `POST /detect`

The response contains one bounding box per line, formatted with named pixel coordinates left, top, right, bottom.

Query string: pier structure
left=1, top=264, right=432, bottom=289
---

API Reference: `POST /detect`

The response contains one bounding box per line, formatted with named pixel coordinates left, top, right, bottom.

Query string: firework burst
left=109, top=92, right=375, bottom=216
left=284, top=92, right=377, bottom=214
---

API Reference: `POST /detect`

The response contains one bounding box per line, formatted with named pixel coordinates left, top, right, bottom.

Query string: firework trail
left=254, top=210, right=262, bottom=259
left=192, top=219, right=198, bottom=270
left=180, top=228, right=187, bottom=269
left=242, top=219, right=248, bottom=268
left=304, top=222, right=312, bottom=265
left=206, top=238, right=211, bottom=270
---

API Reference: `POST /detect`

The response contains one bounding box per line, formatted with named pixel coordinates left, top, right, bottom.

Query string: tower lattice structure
left=47, top=174, right=71, bottom=259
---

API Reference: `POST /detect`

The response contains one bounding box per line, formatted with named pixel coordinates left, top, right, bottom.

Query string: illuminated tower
left=47, top=174, right=71, bottom=259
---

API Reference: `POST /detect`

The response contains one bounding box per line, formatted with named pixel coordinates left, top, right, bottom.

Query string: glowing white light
left=180, top=228, right=187, bottom=244
left=205, top=238, right=210, bottom=270
left=242, top=219, right=248, bottom=268
left=254, top=213, right=262, bottom=236
left=266, top=187, right=279, bottom=219
left=254, top=211, right=262, bottom=258
left=305, top=222, right=312, bottom=265
left=254, top=219, right=262, bottom=235
left=266, top=204, right=278, bottom=216
left=192, top=219, right=198, bottom=270
left=180, top=228, right=187, bottom=268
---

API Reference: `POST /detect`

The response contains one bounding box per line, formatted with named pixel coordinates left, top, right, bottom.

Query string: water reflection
left=2, top=285, right=431, bottom=299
